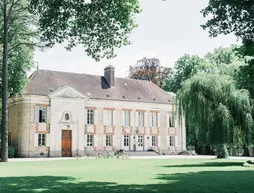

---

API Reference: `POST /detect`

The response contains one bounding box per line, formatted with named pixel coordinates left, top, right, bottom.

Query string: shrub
left=8, top=146, right=15, bottom=158
left=243, top=160, right=254, bottom=167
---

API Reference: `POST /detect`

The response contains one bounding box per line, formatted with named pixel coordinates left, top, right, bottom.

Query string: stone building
left=8, top=66, right=186, bottom=157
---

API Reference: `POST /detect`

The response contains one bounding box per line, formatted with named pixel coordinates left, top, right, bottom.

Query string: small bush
left=216, top=144, right=229, bottom=158
left=243, top=160, right=254, bottom=167
left=8, top=146, right=15, bottom=158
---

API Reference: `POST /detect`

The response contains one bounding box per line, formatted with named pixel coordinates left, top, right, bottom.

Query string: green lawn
left=0, top=158, right=253, bottom=193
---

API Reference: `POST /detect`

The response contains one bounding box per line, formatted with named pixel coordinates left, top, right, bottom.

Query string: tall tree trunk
left=1, top=0, right=9, bottom=162
left=216, top=144, right=229, bottom=159
left=243, top=144, right=250, bottom=157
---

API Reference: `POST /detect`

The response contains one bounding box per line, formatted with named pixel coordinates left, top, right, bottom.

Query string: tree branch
left=9, top=42, right=46, bottom=52
left=0, top=1, right=3, bottom=11
left=6, top=0, right=23, bottom=22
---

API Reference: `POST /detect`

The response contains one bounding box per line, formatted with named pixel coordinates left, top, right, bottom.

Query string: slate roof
left=24, top=69, right=172, bottom=104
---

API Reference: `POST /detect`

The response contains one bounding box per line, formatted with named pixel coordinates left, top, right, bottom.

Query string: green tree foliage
left=29, top=0, right=141, bottom=61
left=178, top=73, right=254, bottom=158
left=164, top=55, right=203, bottom=93
left=164, top=46, right=252, bottom=157
left=0, top=0, right=35, bottom=161
left=235, top=40, right=254, bottom=99
left=202, top=1, right=254, bottom=112
left=202, top=0, right=254, bottom=41
left=129, top=57, right=172, bottom=88
left=165, top=46, right=244, bottom=93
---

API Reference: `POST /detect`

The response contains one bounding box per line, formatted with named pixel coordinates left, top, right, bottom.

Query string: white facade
left=8, top=86, right=186, bottom=157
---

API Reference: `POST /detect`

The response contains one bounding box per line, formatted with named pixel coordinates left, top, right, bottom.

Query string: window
left=65, top=113, right=70, bottom=121
left=152, top=112, right=157, bottom=127
left=169, top=115, right=175, bottom=127
left=138, top=136, right=143, bottom=146
left=39, top=107, right=46, bottom=123
left=38, top=134, right=46, bottom=146
left=138, top=112, right=144, bottom=127
left=87, top=110, right=94, bottom=125
left=124, top=135, right=129, bottom=147
left=106, top=135, right=113, bottom=147
left=87, top=135, right=93, bottom=146
left=105, top=110, right=113, bottom=126
left=152, top=136, right=156, bottom=146
left=124, top=111, right=130, bottom=126
left=169, top=136, right=175, bottom=147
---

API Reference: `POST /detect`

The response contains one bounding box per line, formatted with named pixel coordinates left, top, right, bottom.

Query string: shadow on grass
left=161, top=161, right=243, bottom=168
left=1, top=170, right=254, bottom=193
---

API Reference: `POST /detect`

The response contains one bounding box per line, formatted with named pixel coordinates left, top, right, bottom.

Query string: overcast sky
left=34, top=0, right=237, bottom=78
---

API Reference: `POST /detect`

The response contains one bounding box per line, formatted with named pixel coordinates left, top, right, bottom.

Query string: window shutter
left=121, top=135, right=124, bottom=149
left=144, top=112, right=148, bottom=127
left=113, top=110, right=117, bottom=126
left=93, top=135, right=98, bottom=147
left=157, top=113, right=160, bottom=127
left=167, top=136, right=170, bottom=147
left=135, top=112, right=139, bottom=127
left=149, top=112, right=152, bottom=127
left=158, top=136, right=161, bottom=147
left=167, top=113, right=170, bottom=128
left=175, top=136, right=178, bottom=148
left=34, top=133, right=38, bottom=146
left=34, top=106, right=39, bottom=123
left=84, top=109, right=88, bottom=125
left=121, top=111, right=125, bottom=126
left=130, top=111, right=134, bottom=126
left=149, top=136, right=152, bottom=147
left=94, top=109, right=98, bottom=125
left=84, top=135, right=87, bottom=147
left=103, top=135, right=106, bottom=147
left=103, top=110, right=107, bottom=126
left=46, top=107, right=51, bottom=123
left=46, top=134, right=50, bottom=147
left=113, top=135, right=117, bottom=148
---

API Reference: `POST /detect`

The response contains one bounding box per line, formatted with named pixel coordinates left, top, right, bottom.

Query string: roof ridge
left=35, top=69, right=151, bottom=83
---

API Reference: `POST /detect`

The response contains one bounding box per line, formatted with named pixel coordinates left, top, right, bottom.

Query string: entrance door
left=136, top=135, right=144, bottom=151
left=62, top=130, right=72, bottom=157
left=123, top=135, right=130, bottom=151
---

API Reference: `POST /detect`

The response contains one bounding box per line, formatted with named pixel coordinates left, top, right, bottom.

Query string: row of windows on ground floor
left=36, top=134, right=177, bottom=147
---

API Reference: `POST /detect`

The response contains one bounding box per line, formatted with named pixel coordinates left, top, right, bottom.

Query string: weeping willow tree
left=178, top=72, right=254, bottom=158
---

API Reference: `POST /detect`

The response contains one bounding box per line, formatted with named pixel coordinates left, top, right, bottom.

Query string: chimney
left=104, top=65, right=115, bottom=87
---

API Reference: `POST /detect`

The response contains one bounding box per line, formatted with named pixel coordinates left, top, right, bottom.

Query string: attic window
left=106, top=94, right=110, bottom=97
left=122, top=96, right=125, bottom=99
left=138, top=97, right=141, bottom=100
left=153, top=98, right=156, bottom=101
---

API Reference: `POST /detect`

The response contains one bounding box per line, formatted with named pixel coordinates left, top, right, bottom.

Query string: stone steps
left=127, top=151, right=160, bottom=156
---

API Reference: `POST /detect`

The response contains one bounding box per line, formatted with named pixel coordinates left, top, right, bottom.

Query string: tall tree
left=29, top=0, right=141, bottom=61
left=235, top=40, right=254, bottom=99
left=202, top=0, right=254, bottom=41
left=166, top=46, right=248, bottom=154
left=178, top=73, right=254, bottom=158
left=164, top=55, right=203, bottom=93
left=0, top=0, right=36, bottom=162
left=129, top=57, right=172, bottom=88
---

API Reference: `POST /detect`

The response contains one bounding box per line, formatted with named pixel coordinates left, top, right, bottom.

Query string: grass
left=0, top=158, right=253, bottom=193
